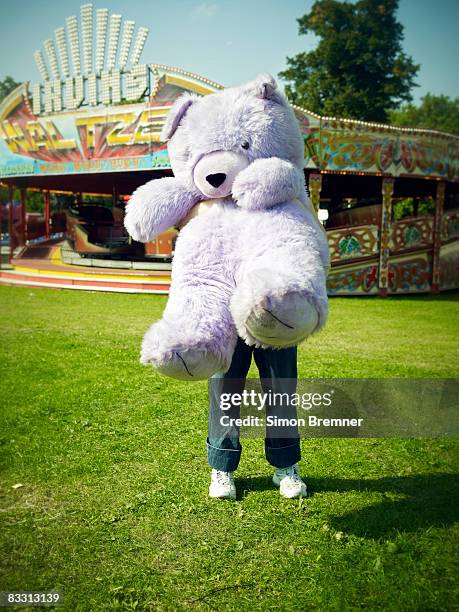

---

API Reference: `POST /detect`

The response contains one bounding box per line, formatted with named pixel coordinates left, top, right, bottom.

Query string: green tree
left=279, top=0, right=419, bottom=122
left=0, top=76, right=21, bottom=104
left=389, top=93, right=459, bottom=134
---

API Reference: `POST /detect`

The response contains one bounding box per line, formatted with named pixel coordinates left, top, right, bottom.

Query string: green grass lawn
left=0, top=286, right=458, bottom=611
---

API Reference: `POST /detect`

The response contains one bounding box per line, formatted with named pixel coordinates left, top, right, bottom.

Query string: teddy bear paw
left=141, top=347, right=226, bottom=381
left=244, top=292, right=320, bottom=348
left=140, top=329, right=228, bottom=380
left=123, top=212, right=151, bottom=243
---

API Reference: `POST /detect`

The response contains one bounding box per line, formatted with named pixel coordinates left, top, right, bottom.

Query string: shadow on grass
left=237, top=473, right=459, bottom=539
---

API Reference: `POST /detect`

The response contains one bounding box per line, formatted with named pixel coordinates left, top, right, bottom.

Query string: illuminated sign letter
left=43, top=79, right=63, bottom=113
left=87, top=73, right=98, bottom=106
left=125, top=64, right=149, bottom=102
left=32, top=83, right=42, bottom=115
left=65, top=75, right=85, bottom=110
left=100, top=69, right=121, bottom=105
left=45, top=121, right=77, bottom=149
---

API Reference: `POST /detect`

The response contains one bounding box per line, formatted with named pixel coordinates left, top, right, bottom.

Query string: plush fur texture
left=124, top=74, right=330, bottom=381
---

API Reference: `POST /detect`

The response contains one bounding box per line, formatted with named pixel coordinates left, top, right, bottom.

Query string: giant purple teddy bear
left=124, top=74, right=329, bottom=380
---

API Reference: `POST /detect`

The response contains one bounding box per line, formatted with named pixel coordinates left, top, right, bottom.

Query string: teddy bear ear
left=160, top=93, right=197, bottom=142
left=241, top=73, right=277, bottom=99
left=254, top=73, right=278, bottom=99
left=246, top=73, right=287, bottom=106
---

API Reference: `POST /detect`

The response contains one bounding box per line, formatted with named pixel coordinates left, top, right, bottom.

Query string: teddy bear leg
left=140, top=286, right=238, bottom=381
left=231, top=265, right=328, bottom=348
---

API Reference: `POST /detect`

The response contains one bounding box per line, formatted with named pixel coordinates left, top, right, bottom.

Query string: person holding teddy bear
left=124, top=74, right=329, bottom=500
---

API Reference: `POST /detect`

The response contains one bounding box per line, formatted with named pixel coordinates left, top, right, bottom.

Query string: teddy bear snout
left=193, top=150, right=249, bottom=198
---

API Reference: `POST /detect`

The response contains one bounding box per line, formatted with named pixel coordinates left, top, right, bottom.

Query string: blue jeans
left=207, top=337, right=301, bottom=472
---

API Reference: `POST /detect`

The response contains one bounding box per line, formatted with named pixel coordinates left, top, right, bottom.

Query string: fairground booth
left=1, top=4, right=458, bottom=295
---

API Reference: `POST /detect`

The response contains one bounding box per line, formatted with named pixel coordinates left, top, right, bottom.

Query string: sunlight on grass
left=0, top=287, right=458, bottom=610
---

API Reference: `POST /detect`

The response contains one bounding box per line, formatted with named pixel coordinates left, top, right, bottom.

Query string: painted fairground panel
left=296, top=112, right=459, bottom=181
left=396, top=131, right=458, bottom=181
left=293, top=109, right=321, bottom=170
left=305, top=119, right=399, bottom=175
left=327, top=224, right=379, bottom=262
left=387, top=252, right=432, bottom=294
left=390, top=216, right=434, bottom=252
left=327, top=208, right=459, bottom=294
left=326, top=261, right=379, bottom=295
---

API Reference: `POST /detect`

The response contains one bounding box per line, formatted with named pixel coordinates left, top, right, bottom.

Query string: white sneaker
left=273, top=464, right=307, bottom=499
left=209, top=469, right=236, bottom=500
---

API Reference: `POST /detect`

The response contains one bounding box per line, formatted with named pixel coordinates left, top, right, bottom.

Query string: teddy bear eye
left=241, top=141, right=250, bottom=150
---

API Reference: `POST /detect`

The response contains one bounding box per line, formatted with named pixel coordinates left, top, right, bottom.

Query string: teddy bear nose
left=206, top=173, right=226, bottom=188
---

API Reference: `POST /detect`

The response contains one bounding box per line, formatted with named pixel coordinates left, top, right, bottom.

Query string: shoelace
left=278, top=465, right=301, bottom=482
left=215, top=471, right=232, bottom=485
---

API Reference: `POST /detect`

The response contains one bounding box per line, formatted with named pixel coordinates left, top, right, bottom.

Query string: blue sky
left=1, top=0, right=458, bottom=103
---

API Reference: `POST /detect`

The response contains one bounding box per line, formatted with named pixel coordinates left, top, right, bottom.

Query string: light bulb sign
left=0, top=3, right=222, bottom=178
left=32, top=65, right=150, bottom=114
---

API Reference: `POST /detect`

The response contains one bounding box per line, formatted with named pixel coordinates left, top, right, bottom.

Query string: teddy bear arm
left=232, top=158, right=305, bottom=210
left=124, top=177, right=201, bottom=243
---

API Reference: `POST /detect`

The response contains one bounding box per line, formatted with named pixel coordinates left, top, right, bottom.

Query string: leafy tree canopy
left=389, top=93, right=459, bottom=134
left=279, top=0, right=419, bottom=122
left=0, top=76, right=21, bottom=104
